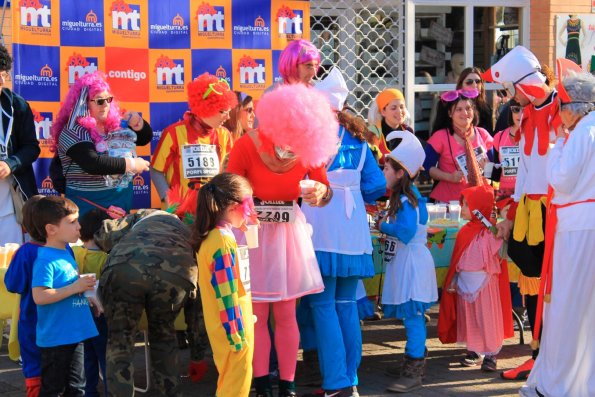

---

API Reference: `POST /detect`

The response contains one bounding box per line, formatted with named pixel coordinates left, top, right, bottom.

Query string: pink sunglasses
left=440, top=88, right=480, bottom=102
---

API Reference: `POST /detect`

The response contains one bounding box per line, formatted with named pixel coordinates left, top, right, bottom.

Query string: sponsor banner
left=14, top=0, right=60, bottom=46
left=148, top=1, right=190, bottom=49
left=104, top=0, right=148, bottom=48
left=12, top=44, right=60, bottom=101
left=190, top=0, right=232, bottom=49
left=270, top=0, right=309, bottom=50
left=148, top=102, right=189, bottom=152
left=233, top=49, right=272, bottom=98
left=12, top=0, right=310, bottom=209
left=60, top=0, right=105, bottom=46
left=59, top=47, right=105, bottom=98
left=149, top=49, right=190, bottom=103
left=29, top=101, right=60, bottom=158
left=191, top=49, right=233, bottom=84
left=131, top=155, right=152, bottom=209
left=105, top=47, right=149, bottom=102
left=232, top=0, right=271, bottom=49
left=33, top=157, right=60, bottom=197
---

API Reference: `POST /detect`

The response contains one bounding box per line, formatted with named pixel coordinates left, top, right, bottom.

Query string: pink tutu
left=237, top=205, right=324, bottom=301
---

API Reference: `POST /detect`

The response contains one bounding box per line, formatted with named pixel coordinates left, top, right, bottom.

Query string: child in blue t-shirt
left=31, top=196, right=98, bottom=395
left=72, top=209, right=110, bottom=397
left=4, top=195, right=77, bottom=397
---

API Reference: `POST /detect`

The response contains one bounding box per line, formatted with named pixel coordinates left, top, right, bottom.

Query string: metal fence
left=310, top=0, right=406, bottom=120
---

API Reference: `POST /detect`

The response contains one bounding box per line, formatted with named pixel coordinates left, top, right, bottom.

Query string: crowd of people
left=1, top=34, right=593, bottom=397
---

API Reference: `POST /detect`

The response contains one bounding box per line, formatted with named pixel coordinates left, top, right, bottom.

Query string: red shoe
left=500, top=358, right=534, bottom=380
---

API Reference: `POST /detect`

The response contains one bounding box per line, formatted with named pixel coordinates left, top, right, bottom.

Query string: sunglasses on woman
left=510, top=106, right=523, bottom=114
left=89, top=96, right=114, bottom=106
left=464, top=79, right=482, bottom=85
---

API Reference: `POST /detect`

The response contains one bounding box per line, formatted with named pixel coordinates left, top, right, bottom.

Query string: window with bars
left=310, top=0, right=406, bottom=121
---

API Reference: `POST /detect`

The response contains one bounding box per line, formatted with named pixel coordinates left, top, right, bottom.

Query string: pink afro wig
left=187, top=73, right=237, bottom=119
left=279, top=39, right=320, bottom=83
left=50, top=71, right=121, bottom=151
left=256, top=84, right=339, bottom=168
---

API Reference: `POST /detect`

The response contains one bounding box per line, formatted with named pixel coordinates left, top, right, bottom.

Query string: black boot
left=278, top=380, right=296, bottom=397
left=254, top=375, right=273, bottom=397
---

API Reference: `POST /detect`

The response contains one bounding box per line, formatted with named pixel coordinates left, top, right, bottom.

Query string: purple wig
left=51, top=71, right=122, bottom=151
left=278, top=39, right=321, bottom=84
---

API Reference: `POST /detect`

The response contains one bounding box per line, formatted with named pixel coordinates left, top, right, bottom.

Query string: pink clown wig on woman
left=256, top=83, right=339, bottom=167
left=278, top=39, right=321, bottom=83
left=50, top=71, right=121, bottom=151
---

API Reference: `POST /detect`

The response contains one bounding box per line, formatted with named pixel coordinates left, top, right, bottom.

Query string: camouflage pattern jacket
left=94, top=209, right=197, bottom=288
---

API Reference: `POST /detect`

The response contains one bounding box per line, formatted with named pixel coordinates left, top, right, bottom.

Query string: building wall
left=530, top=0, right=592, bottom=67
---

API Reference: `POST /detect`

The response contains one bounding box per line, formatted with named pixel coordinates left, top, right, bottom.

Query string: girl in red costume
left=438, top=123, right=513, bottom=373
left=226, top=83, right=338, bottom=397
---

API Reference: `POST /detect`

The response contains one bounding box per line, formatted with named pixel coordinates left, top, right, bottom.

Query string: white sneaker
left=519, top=385, right=538, bottom=397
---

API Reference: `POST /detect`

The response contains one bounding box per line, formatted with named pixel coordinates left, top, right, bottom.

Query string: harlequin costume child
left=194, top=173, right=257, bottom=397
left=226, top=83, right=339, bottom=397
left=150, top=72, right=236, bottom=219
left=483, top=46, right=562, bottom=380
left=380, top=130, right=438, bottom=393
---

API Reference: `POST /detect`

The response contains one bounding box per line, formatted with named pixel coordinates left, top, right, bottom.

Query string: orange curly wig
left=187, top=72, right=237, bottom=118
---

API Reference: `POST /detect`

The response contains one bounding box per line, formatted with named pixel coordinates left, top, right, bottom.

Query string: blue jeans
left=84, top=315, right=108, bottom=397
left=39, top=342, right=85, bottom=397
left=308, top=276, right=360, bottom=390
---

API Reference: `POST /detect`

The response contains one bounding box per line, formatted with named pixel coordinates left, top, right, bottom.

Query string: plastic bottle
left=104, top=118, right=138, bottom=189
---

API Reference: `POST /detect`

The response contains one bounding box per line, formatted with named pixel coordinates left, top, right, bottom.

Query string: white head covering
left=482, top=46, right=546, bottom=101
left=314, top=67, right=349, bottom=110
left=385, top=130, right=425, bottom=178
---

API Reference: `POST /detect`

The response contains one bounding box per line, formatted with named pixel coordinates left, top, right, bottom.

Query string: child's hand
left=74, top=275, right=96, bottom=293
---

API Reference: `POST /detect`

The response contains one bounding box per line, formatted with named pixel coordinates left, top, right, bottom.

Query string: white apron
left=382, top=199, right=438, bottom=305
left=302, top=144, right=372, bottom=255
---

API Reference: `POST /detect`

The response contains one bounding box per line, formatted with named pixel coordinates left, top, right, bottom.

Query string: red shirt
left=226, top=133, right=329, bottom=201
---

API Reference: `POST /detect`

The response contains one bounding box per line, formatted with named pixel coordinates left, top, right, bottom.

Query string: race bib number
left=0, top=143, right=6, bottom=160
left=237, top=245, right=251, bottom=292
left=253, top=198, right=295, bottom=223
left=499, top=146, right=520, bottom=177
left=383, top=236, right=399, bottom=263
left=455, top=146, right=486, bottom=177
left=181, top=144, right=220, bottom=179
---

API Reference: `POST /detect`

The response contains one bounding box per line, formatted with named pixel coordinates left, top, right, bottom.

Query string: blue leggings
left=403, top=314, right=426, bottom=359
left=308, top=276, right=360, bottom=390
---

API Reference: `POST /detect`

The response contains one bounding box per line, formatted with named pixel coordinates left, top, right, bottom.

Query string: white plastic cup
left=435, top=204, right=447, bottom=219
left=426, top=204, right=436, bottom=221
left=80, top=274, right=97, bottom=297
left=483, top=162, right=495, bottom=178
left=244, top=224, right=259, bottom=249
left=449, top=204, right=461, bottom=223
left=299, top=179, right=316, bottom=195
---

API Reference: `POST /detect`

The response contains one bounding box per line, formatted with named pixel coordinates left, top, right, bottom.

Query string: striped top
left=58, top=124, right=117, bottom=191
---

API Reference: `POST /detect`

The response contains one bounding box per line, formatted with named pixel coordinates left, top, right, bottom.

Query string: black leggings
left=525, top=294, right=540, bottom=358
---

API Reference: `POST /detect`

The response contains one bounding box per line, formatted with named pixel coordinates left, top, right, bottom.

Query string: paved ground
left=0, top=307, right=528, bottom=396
